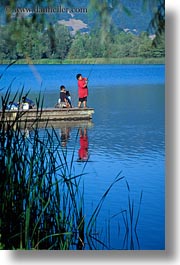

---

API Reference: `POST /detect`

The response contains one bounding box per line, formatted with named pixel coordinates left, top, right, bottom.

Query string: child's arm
left=83, top=78, right=88, bottom=87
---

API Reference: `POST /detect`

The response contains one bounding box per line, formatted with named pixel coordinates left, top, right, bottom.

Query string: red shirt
left=78, top=78, right=88, bottom=98
left=78, top=135, right=88, bottom=160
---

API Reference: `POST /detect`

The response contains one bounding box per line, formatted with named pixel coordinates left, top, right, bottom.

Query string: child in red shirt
left=76, top=73, right=88, bottom=108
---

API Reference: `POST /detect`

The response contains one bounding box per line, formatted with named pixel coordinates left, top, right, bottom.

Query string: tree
left=138, top=32, right=154, bottom=58
left=68, top=32, right=87, bottom=59
left=53, top=24, right=72, bottom=60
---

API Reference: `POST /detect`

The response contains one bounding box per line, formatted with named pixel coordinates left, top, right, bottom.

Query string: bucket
left=22, top=103, right=29, bottom=110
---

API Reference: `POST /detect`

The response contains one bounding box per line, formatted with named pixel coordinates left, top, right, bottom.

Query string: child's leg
left=83, top=100, right=87, bottom=108
left=78, top=101, right=82, bottom=108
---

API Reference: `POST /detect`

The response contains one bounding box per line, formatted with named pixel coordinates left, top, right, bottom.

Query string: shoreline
left=0, top=57, right=165, bottom=65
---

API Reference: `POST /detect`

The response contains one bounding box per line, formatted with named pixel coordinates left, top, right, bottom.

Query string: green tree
left=84, top=31, right=104, bottom=58
left=111, top=32, right=135, bottom=58
left=137, top=32, right=153, bottom=58
left=11, top=20, right=45, bottom=60
left=68, top=32, right=87, bottom=59
left=0, top=23, right=18, bottom=60
left=150, top=32, right=165, bottom=57
left=53, top=24, right=72, bottom=60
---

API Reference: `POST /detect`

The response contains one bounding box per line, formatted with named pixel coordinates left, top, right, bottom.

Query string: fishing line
left=87, top=58, right=97, bottom=82
left=86, top=58, right=97, bottom=99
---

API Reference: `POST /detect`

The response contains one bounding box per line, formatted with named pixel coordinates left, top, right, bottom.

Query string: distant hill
left=0, top=0, right=155, bottom=34
left=49, top=0, right=154, bottom=34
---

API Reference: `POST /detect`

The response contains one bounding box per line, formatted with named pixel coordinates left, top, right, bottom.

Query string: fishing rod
left=87, top=58, right=97, bottom=82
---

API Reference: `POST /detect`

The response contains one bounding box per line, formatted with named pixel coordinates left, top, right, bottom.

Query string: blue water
left=0, top=64, right=164, bottom=90
left=0, top=64, right=165, bottom=250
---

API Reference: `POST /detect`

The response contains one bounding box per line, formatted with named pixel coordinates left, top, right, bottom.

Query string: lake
left=0, top=64, right=165, bottom=250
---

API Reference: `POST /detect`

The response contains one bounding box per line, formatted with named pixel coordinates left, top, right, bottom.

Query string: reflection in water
left=59, top=125, right=90, bottom=162
left=60, top=127, right=71, bottom=147
left=77, top=127, right=89, bottom=162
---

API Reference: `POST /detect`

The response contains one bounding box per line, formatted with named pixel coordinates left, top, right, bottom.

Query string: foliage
left=0, top=21, right=165, bottom=62
left=0, top=20, right=72, bottom=61
left=0, top=0, right=164, bottom=63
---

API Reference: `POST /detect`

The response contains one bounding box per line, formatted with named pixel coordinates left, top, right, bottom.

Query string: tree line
left=0, top=20, right=165, bottom=62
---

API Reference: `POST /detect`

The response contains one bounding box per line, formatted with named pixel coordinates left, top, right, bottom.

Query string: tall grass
left=0, top=88, right=142, bottom=250
left=0, top=89, right=86, bottom=250
left=85, top=174, right=143, bottom=250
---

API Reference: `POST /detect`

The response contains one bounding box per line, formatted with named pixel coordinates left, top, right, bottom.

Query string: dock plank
left=0, top=107, right=95, bottom=122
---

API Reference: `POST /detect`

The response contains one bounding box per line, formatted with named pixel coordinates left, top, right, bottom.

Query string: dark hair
left=76, top=74, right=82, bottom=80
left=60, top=85, right=65, bottom=90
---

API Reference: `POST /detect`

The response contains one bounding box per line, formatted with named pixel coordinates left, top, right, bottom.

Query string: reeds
left=85, top=174, right=143, bottom=250
left=0, top=88, right=87, bottom=250
left=0, top=87, right=142, bottom=250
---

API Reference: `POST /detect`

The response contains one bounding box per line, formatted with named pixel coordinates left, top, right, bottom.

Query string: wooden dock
left=0, top=107, right=94, bottom=122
